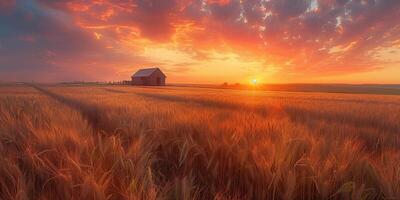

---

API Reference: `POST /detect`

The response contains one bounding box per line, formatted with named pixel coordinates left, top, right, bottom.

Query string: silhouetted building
left=131, top=68, right=166, bottom=86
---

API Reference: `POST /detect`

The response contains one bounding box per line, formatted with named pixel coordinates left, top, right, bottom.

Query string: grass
left=0, top=84, right=399, bottom=200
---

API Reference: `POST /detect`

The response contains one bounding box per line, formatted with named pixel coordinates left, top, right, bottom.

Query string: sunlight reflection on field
left=0, top=84, right=399, bottom=199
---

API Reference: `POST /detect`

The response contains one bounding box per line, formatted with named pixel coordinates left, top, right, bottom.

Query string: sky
left=0, top=0, right=399, bottom=84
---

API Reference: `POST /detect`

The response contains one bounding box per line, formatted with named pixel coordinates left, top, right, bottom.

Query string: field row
left=0, top=85, right=399, bottom=199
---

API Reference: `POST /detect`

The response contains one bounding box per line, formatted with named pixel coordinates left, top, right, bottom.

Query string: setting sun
left=1, top=0, right=399, bottom=83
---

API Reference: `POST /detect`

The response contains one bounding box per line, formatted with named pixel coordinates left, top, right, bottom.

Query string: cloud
left=1, top=0, right=400, bottom=82
left=0, top=0, right=146, bottom=82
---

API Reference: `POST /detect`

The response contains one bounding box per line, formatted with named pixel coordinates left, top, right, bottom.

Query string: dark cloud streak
left=0, top=0, right=144, bottom=82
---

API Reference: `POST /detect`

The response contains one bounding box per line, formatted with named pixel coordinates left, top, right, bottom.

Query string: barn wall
left=131, top=77, right=144, bottom=85
left=149, top=70, right=166, bottom=86
left=149, top=73, right=165, bottom=86
left=131, top=76, right=165, bottom=86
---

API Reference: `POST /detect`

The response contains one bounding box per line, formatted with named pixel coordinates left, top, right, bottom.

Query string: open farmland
left=1, top=84, right=400, bottom=200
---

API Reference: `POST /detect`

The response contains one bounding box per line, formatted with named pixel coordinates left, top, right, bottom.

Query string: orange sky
left=0, top=0, right=399, bottom=84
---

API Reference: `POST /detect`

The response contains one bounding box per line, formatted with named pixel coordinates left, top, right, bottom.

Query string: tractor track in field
left=128, top=90, right=400, bottom=136
left=133, top=91, right=284, bottom=117
left=31, top=85, right=400, bottom=150
left=29, top=84, right=116, bottom=134
left=102, top=88, right=129, bottom=93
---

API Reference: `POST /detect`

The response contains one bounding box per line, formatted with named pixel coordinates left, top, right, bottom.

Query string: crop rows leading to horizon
left=0, top=85, right=400, bottom=200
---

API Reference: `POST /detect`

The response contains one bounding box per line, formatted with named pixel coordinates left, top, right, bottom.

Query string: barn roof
left=131, top=68, right=166, bottom=78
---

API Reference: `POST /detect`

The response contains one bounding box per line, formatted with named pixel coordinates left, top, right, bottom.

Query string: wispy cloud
left=1, top=0, right=400, bottom=83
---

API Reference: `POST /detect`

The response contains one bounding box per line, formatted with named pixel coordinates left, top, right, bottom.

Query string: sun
left=251, top=79, right=258, bottom=85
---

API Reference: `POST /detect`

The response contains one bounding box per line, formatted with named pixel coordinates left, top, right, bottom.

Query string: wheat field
left=0, top=84, right=399, bottom=200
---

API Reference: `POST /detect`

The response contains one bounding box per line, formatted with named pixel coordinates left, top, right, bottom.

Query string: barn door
left=141, top=77, right=147, bottom=85
left=156, top=77, right=161, bottom=85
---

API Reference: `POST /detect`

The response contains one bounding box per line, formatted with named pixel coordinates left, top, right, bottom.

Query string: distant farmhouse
left=131, top=67, right=166, bottom=86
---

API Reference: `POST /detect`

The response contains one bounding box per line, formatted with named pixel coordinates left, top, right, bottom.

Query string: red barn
left=131, top=68, right=166, bottom=86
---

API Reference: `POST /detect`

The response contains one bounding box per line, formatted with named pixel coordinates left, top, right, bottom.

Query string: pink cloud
left=1, top=0, right=400, bottom=82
